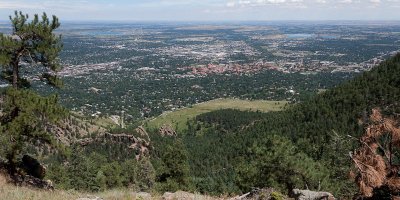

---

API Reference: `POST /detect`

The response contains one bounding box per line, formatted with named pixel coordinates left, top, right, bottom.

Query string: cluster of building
left=59, top=61, right=121, bottom=77
left=177, top=62, right=276, bottom=76
left=173, top=56, right=386, bottom=77
left=156, top=41, right=259, bottom=61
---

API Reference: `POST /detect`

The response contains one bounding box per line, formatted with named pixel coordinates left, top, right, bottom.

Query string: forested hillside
left=40, top=53, right=400, bottom=198
left=162, top=53, right=400, bottom=197
left=15, top=54, right=400, bottom=199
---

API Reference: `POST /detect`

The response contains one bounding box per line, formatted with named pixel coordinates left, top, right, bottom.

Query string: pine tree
left=0, top=11, right=66, bottom=178
left=136, top=158, right=156, bottom=191
left=235, top=134, right=334, bottom=194
left=95, top=170, right=107, bottom=191
left=0, top=89, right=67, bottom=176
left=156, top=139, right=191, bottom=192
left=0, top=11, right=62, bottom=88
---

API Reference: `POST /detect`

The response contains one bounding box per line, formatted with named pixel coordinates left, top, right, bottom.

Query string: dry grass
left=0, top=186, right=222, bottom=200
left=0, top=183, right=81, bottom=200
left=0, top=173, right=7, bottom=187
left=0, top=177, right=220, bottom=200
left=0, top=184, right=149, bottom=200
left=0, top=174, right=131, bottom=200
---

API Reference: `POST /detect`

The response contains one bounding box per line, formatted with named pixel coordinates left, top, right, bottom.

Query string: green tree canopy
left=155, top=139, right=191, bottom=192
left=0, top=11, right=62, bottom=88
left=235, top=134, right=334, bottom=194
left=0, top=88, right=67, bottom=175
left=0, top=11, right=65, bottom=178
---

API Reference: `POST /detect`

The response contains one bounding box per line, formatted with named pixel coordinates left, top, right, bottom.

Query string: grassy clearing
left=145, top=98, right=287, bottom=132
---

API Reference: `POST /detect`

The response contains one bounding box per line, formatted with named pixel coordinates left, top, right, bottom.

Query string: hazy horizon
left=1, top=0, right=400, bottom=21
left=1, top=19, right=400, bottom=25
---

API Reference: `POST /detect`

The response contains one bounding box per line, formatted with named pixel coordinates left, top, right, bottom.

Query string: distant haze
left=1, top=0, right=400, bottom=21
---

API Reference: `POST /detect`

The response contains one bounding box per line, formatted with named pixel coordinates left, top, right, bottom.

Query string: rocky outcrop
left=46, top=123, right=72, bottom=146
left=292, top=189, right=335, bottom=200
left=1, top=155, right=53, bottom=190
left=136, top=125, right=151, bottom=140
left=103, top=132, right=138, bottom=143
left=159, top=124, right=177, bottom=137
left=231, top=188, right=334, bottom=200
left=21, top=155, right=46, bottom=179
left=13, top=175, right=54, bottom=190
left=76, top=128, right=151, bottom=160
left=45, top=118, right=107, bottom=147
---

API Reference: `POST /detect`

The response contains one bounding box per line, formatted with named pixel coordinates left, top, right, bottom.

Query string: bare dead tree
left=350, top=109, right=400, bottom=199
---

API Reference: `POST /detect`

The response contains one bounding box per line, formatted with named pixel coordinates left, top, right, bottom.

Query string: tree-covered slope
left=28, top=54, right=400, bottom=197
left=178, top=53, right=400, bottom=196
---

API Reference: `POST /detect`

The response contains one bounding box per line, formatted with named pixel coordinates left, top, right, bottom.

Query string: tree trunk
left=12, top=61, right=18, bottom=88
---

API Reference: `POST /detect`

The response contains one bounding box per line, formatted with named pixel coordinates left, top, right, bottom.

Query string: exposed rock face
left=76, top=127, right=151, bottom=160
left=13, top=175, right=54, bottom=190
left=292, top=189, right=335, bottom=200
left=135, top=126, right=150, bottom=141
left=1, top=156, right=52, bottom=190
left=46, top=123, right=72, bottom=146
left=45, top=116, right=107, bottom=147
left=159, top=124, right=177, bottom=137
left=21, top=155, right=46, bottom=179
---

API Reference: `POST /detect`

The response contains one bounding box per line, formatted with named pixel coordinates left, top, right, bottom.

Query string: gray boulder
left=136, top=192, right=152, bottom=200
left=292, top=189, right=335, bottom=200
left=76, top=196, right=103, bottom=200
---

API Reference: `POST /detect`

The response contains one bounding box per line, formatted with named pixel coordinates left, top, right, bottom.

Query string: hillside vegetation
left=5, top=11, right=400, bottom=200
left=2, top=14, right=400, bottom=198
left=2, top=54, right=399, bottom=199
left=165, top=53, right=400, bottom=197
left=38, top=53, right=400, bottom=198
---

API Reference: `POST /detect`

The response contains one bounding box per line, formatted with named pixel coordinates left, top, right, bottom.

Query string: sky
left=0, top=0, right=400, bottom=21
